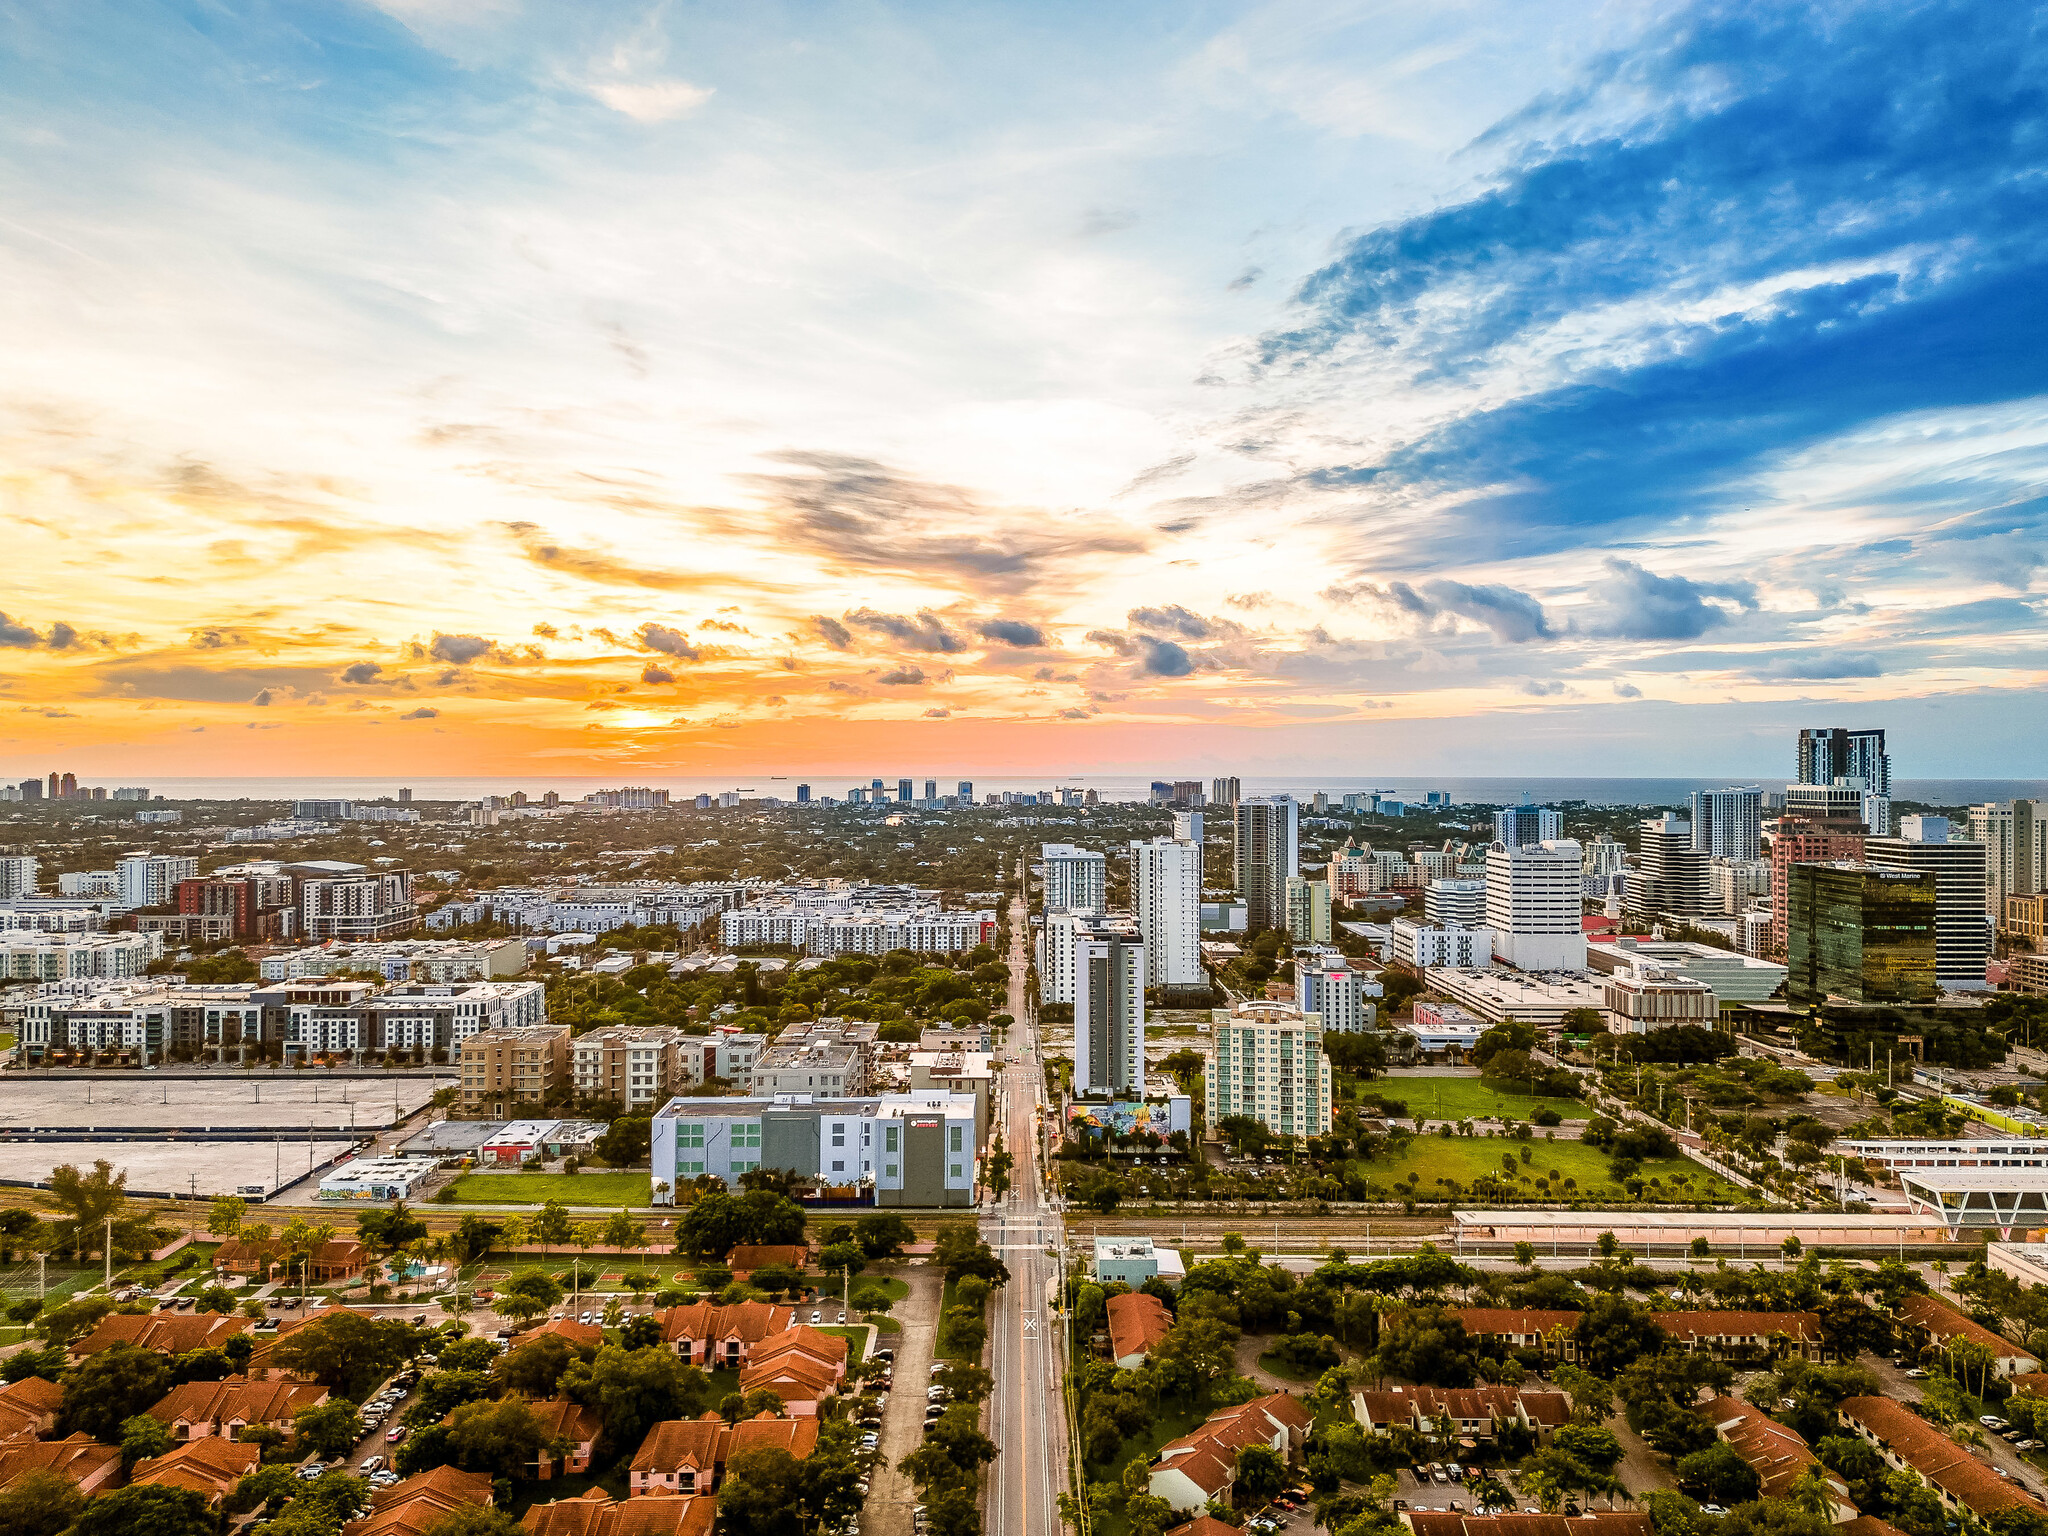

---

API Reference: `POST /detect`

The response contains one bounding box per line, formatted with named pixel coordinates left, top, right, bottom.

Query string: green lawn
left=1376, top=1075, right=1589, bottom=1123
left=849, top=1275, right=910, bottom=1303
left=817, top=1324, right=866, bottom=1367
left=444, top=1173, right=652, bottom=1206
left=1358, top=1134, right=1738, bottom=1204
left=1256, top=1348, right=1320, bottom=1382
left=1082, top=1395, right=1211, bottom=1536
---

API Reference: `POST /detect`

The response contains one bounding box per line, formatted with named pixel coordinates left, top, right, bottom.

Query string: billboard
left=1066, top=1097, right=1191, bottom=1137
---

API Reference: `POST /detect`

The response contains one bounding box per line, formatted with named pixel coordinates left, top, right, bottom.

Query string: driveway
left=863, top=1264, right=942, bottom=1536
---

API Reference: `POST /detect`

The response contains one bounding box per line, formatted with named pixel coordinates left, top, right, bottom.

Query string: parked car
left=1903, top=1368, right=1928, bottom=1379
left=362, top=1456, right=385, bottom=1475
left=1982, top=1416, right=2009, bottom=1429
left=811, top=1311, right=823, bottom=1324
left=386, top=1426, right=409, bottom=1444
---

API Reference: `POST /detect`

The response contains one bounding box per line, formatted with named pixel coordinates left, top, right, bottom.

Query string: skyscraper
left=1484, top=839, right=1585, bottom=971
left=1210, top=777, right=1241, bottom=807
left=1041, top=843, right=1106, bottom=915
left=897, top=778, right=914, bottom=803
left=1074, top=930, right=1146, bottom=1096
left=1492, top=806, right=1563, bottom=845
left=957, top=781, right=973, bottom=801
left=795, top=784, right=812, bottom=805
left=1285, top=875, right=1332, bottom=943
left=1233, top=796, right=1299, bottom=932
left=1970, top=800, right=2045, bottom=909
left=1786, top=862, right=1936, bottom=1005
left=1129, top=836, right=1203, bottom=986
left=1627, top=816, right=1711, bottom=919
left=923, top=778, right=937, bottom=802
left=1797, top=727, right=1891, bottom=795
left=1689, top=787, right=1763, bottom=861
left=1768, top=819, right=1866, bottom=959
left=1866, top=824, right=1990, bottom=990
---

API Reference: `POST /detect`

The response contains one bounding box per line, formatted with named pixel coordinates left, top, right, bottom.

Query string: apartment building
left=1203, top=1000, right=1332, bottom=1140
left=747, top=1039, right=867, bottom=1098
left=572, top=1024, right=687, bottom=1110
left=1483, top=839, right=1586, bottom=972
left=460, top=1024, right=571, bottom=1117
left=650, top=1092, right=979, bottom=1207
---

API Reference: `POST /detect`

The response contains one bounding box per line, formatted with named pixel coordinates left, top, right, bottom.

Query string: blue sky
left=0, top=0, right=2042, bottom=780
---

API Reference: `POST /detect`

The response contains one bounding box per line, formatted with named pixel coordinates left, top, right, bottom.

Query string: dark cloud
left=0, top=612, right=86, bottom=650
left=810, top=616, right=853, bottom=650
left=1583, top=559, right=1756, bottom=640
left=339, top=662, right=383, bottom=684
left=1228, top=266, right=1263, bottom=291
left=1057, top=707, right=1091, bottom=719
left=875, top=666, right=927, bottom=686
left=1745, top=650, right=1885, bottom=680
left=532, top=622, right=558, bottom=638
left=400, top=707, right=440, bottom=720
left=251, top=689, right=275, bottom=706
left=1266, top=1, right=2048, bottom=559
left=1519, top=679, right=1567, bottom=696
left=638, top=623, right=700, bottom=661
left=500, top=521, right=741, bottom=594
left=923, top=708, right=951, bottom=718
left=0, top=614, right=39, bottom=648
left=846, top=609, right=965, bottom=653
left=732, top=452, right=1148, bottom=596
left=1324, top=579, right=1553, bottom=643
left=641, top=664, right=675, bottom=684
left=1127, top=605, right=1224, bottom=640
left=1613, top=681, right=1643, bottom=698
left=976, top=618, right=1047, bottom=648
left=1135, top=637, right=1194, bottom=677
left=428, top=634, right=494, bottom=665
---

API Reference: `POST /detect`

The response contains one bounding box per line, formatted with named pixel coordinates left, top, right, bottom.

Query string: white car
left=811, top=1311, right=823, bottom=1324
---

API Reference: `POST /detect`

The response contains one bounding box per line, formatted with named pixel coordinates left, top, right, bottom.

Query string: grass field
left=1359, top=1134, right=1737, bottom=1204
left=1081, top=1396, right=1211, bottom=1536
left=1375, top=1075, right=1589, bottom=1123
left=850, top=1276, right=910, bottom=1303
left=444, top=1173, right=651, bottom=1206
left=817, top=1324, right=866, bottom=1367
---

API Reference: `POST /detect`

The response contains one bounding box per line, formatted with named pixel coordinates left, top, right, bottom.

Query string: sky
left=2, top=0, right=2045, bottom=784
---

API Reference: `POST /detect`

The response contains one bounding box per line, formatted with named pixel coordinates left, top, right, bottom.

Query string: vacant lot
left=1360, top=1134, right=1737, bottom=1204
left=1373, top=1075, right=1589, bottom=1123
left=444, top=1172, right=650, bottom=1207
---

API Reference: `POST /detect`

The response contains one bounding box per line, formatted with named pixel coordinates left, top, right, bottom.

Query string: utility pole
left=102, top=1215, right=112, bottom=1293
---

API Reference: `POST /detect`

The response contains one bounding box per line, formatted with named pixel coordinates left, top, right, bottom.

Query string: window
left=885, top=1126, right=899, bottom=1153
left=950, top=1164, right=962, bottom=1179
left=949, top=1126, right=963, bottom=1153
left=885, top=1164, right=898, bottom=1178
left=679, top=1124, right=704, bottom=1149
left=832, top=1160, right=845, bottom=1173
left=733, top=1123, right=762, bottom=1149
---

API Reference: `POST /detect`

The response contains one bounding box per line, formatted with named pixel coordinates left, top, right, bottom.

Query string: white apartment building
left=57, top=870, right=118, bottom=898
left=1424, top=878, right=1486, bottom=928
left=116, top=853, right=198, bottom=909
left=1970, top=801, right=2045, bottom=909
left=1234, top=797, right=1300, bottom=932
left=1292, top=957, right=1382, bottom=1033
left=1129, top=837, right=1203, bottom=986
left=1708, top=858, right=1772, bottom=915
left=0, top=857, right=37, bottom=900
left=1041, top=843, right=1107, bottom=915
left=1483, top=839, right=1586, bottom=972
left=1170, top=811, right=1204, bottom=853
left=0, top=930, right=162, bottom=981
left=1689, top=786, right=1764, bottom=861
left=0, top=906, right=103, bottom=933
left=1039, top=910, right=1140, bottom=1005
left=1203, top=1001, right=1331, bottom=1140
left=1074, top=932, right=1145, bottom=1097
left=1392, top=919, right=1496, bottom=970
left=572, top=1024, right=687, bottom=1109
left=1285, top=875, right=1332, bottom=944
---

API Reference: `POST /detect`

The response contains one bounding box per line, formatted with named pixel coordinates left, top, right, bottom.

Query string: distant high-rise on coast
left=1233, top=795, right=1299, bottom=933
left=1210, top=776, right=1240, bottom=807
left=1491, top=805, right=1561, bottom=845
left=1798, top=726, right=1891, bottom=795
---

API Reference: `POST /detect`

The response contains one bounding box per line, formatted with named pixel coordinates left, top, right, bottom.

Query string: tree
left=192, top=1284, right=240, bottom=1315
left=360, top=1201, right=430, bottom=1255
left=422, top=1510, right=531, bottom=1536
left=498, top=1269, right=565, bottom=1325
left=933, top=1223, right=1010, bottom=1285
left=722, top=1445, right=810, bottom=1536
left=1236, top=1444, right=1287, bottom=1506
left=678, top=1192, right=747, bottom=1257
left=438, top=1336, right=500, bottom=1374
left=855, top=1212, right=917, bottom=1259
left=1575, top=1294, right=1666, bottom=1377
left=268, top=1308, right=415, bottom=1398
left=498, top=1335, right=576, bottom=1397
left=46, top=1160, right=154, bottom=1262
left=405, top=1371, right=493, bottom=1429
left=1552, top=1425, right=1625, bottom=1476
left=450, top=1214, right=503, bottom=1265
left=228, top=1465, right=299, bottom=1517
left=36, top=1294, right=115, bottom=1348
left=206, top=1196, right=247, bottom=1240
left=445, top=1396, right=567, bottom=1481
left=0, top=1469, right=85, bottom=1536
left=603, top=1208, right=646, bottom=1253
left=1373, top=1306, right=1477, bottom=1388
left=560, top=1342, right=717, bottom=1450
left=532, top=1200, right=574, bottom=1257
left=751, top=1263, right=805, bottom=1298
left=1676, top=1441, right=1762, bottom=1506
left=595, top=1116, right=653, bottom=1168
left=1514, top=1242, right=1536, bottom=1268
left=120, top=1411, right=172, bottom=1469
left=286, top=1397, right=361, bottom=1459
left=819, top=1242, right=866, bottom=1280
left=67, top=1483, right=215, bottom=1536
left=59, top=1342, right=173, bottom=1442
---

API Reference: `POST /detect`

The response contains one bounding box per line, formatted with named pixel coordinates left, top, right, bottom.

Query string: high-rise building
left=1798, top=727, right=1891, bottom=795
left=1170, top=810, right=1204, bottom=863
left=1865, top=827, right=1990, bottom=991
left=294, top=799, right=353, bottom=821
left=1210, top=777, right=1241, bottom=807
left=1129, top=837, right=1203, bottom=986
left=1074, top=931, right=1146, bottom=1096
left=1784, top=781, right=1875, bottom=830
left=1327, top=838, right=1375, bottom=899
left=1293, top=957, right=1382, bottom=1033
left=1203, top=1000, right=1331, bottom=1140
left=1483, top=839, right=1585, bottom=972
left=1234, top=796, right=1299, bottom=933
left=115, top=852, right=199, bottom=910
left=871, top=778, right=885, bottom=799
left=1041, top=843, right=1107, bottom=915
left=1970, top=801, right=2045, bottom=910
left=1689, top=787, right=1763, bottom=861
left=1492, top=806, right=1563, bottom=845
left=924, top=778, right=937, bottom=802
left=897, top=778, right=914, bottom=803
left=957, top=781, right=973, bottom=801
left=1284, top=874, right=1332, bottom=944
left=17, top=780, right=41, bottom=802
left=1768, top=820, right=1867, bottom=959
left=398, top=787, right=412, bottom=805
left=58, top=773, right=77, bottom=799
left=1786, top=862, right=1936, bottom=1005
left=1172, top=780, right=1204, bottom=807
left=0, top=857, right=37, bottom=899
left=46, top=773, right=59, bottom=800
left=1424, top=878, right=1487, bottom=928
left=1041, top=910, right=1137, bottom=1004
left=1627, top=817, right=1711, bottom=919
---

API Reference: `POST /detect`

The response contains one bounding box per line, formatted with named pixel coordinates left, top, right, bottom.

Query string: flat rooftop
left=0, top=1073, right=452, bottom=1133
left=0, top=1138, right=355, bottom=1199
left=1896, top=1168, right=2048, bottom=1191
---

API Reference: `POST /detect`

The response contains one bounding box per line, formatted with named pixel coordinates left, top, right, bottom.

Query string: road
left=982, top=860, right=1070, bottom=1536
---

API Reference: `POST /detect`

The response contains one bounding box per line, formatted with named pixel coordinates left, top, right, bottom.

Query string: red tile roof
left=1156, top=1394, right=1311, bottom=1497
left=727, top=1415, right=819, bottom=1462
left=1839, top=1397, right=2047, bottom=1517
left=512, top=1318, right=607, bottom=1354
left=1650, top=1311, right=1822, bottom=1345
left=73, top=1311, right=252, bottom=1358
left=726, top=1246, right=810, bottom=1272
left=1446, top=1310, right=1584, bottom=1339
left=1106, top=1292, right=1174, bottom=1362
left=0, top=1434, right=121, bottom=1492
left=632, top=1418, right=725, bottom=1475
left=131, top=1438, right=261, bottom=1504
left=345, top=1465, right=495, bottom=1536
left=1703, top=1396, right=1849, bottom=1505
left=0, top=1376, right=63, bottom=1443
left=523, top=1491, right=717, bottom=1536
left=657, top=1301, right=796, bottom=1347
left=148, top=1374, right=327, bottom=1430
left=1404, top=1516, right=1653, bottom=1536
left=1899, top=1295, right=2037, bottom=1362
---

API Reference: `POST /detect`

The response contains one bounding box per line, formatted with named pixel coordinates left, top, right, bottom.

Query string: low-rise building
left=1703, top=1396, right=1855, bottom=1518
left=1839, top=1395, right=2048, bottom=1520
left=655, top=1301, right=798, bottom=1368
left=344, top=1465, right=495, bottom=1536
left=630, top=1413, right=819, bottom=1496
left=1602, top=962, right=1720, bottom=1033
left=130, top=1437, right=262, bottom=1507
left=1351, top=1383, right=1571, bottom=1444
left=460, top=1023, right=570, bottom=1118
left=148, top=1375, right=328, bottom=1441
left=1585, top=934, right=1787, bottom=1002
left=1106, top=1291, right=1174, bottom=1368
left=1895, top=1293, right=2040, bottom=1377
left=529, top=1399, right=604, bottom=1479
left=572, top=1025, right=687, bottom=1110
left=1650, top=1310, right=1826, bottom=1362
left=71, top=1311, right=252, bottom=1360
left=737, top=1326, right=848, bottom=1414
left=1420, top=968, right=1607, bottom=1026
left=1148, top=1394, right=1313, bottom=1514
left=1437, top=1309, right=1583, bottom=1361
left=318, top=1158, right=437, bottom=1202
left=522, top=1490, right=716, bottom=1536
left=750, top=1040, right=867, bottom=1099
left=0, top=1434, right=122, bottom=1494
left=1093, top=1235, right=1185, bottom=1288
left=650, top=1093, right=979, bottom=1207
left=1391, top=919, right=1495, bottom=971
left=0, top=1376, right=61, bottom=1442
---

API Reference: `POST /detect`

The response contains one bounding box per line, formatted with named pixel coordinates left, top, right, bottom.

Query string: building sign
left=1066, top=1101, right=1182, bottom=1137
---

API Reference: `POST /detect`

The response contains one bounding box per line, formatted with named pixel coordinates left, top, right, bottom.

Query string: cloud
left=1613, top=681, right=1643, bottom=698
left=1057, top=708, right=1090, bottom=720
left=501, top=522, right=742, bottom=595
left=845, top=609, right=965, bottom=653
left=1583, top=559, right=1757, bottom=641
left=427, top=633, right=494, bottom=665
left=1127, top=605, right=1228, bottom=640
left=809, top=616, right=854, bottom=650
left=251, top=689, right=275, bottom=706
left=1134, top=637, right=1194, bottom=677
left=400, top=707, right=440, bottom=720
left=875, top=666, right=928, bottom=686
left=0, top=614, right=39, bottom=648
left=637, top=623, right=700, bottom=660
left=976, top=618, right=1048, bottom=648
left=531, top=623, right=558, bottom=639
left=1744, top=650, right=1885, bottom=680
left=922, top=708, right=951, bottom=718
left=1228, top=266, right=1263, bottom=291
left=0, top=612, right=87, bottom=650
left=587, top=78, right=713, bottom=121
left=1324, top=579, right=1553, bottom=643
left=339, top=661, right=383, bottom=684
left=641, top=664, right=675, bottom=684
left=1518, top=679, right=1566, bottom=696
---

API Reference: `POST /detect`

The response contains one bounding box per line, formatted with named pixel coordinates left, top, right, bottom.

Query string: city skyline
left=4, top=1, right=2046, bottom=778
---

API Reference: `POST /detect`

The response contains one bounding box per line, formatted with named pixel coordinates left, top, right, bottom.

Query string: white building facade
left=1483, top=839, right=1586, bottom=972
left=1129, top=837, right=1203, bottom=987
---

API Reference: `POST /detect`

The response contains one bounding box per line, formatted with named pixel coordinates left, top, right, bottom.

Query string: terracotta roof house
left=1703, top=1396, right=1856, bottom=1518
left=0, top=1376, right=63, bottom=1443
left=1107, top=1292, right=1174, bottom=1368
left=214, top=1235, right=368, bottom=1284
left=1838, top=1396, right=2048, bottom=1520
left=1650, top=1311, right=1827, bottom=1362
left=1897, top=1295, right=2040, bottom=1378
left=1148, top=1393, right=1312, bottom=1514
left=726, top=1414, right=819, bottom=1465
left=725, top=1245, right=811, bottom=1279
left=1351, top=1385, right=1572, bottom=1444
left=1440, top=1310, right=1587, bottom=1363
left=523, top=1490, right=717, bottom=1536
left=148, top=1374, right=328, bottom=1441
left=529, top=1398, right=606, bottom=1479
left=131, top=1437, right=262, bottom=1506
left=512, top=1317, right=608, bottom=1356
left=656, top=1301, right=797, bottom=1368
left=1402, top=1515, right=1655, bottom=1536
left=344, top=1465, right=496, bottom=1536
left=1835, top=1517, right=1912, bottom=1536
left=244, top=1304, right=381, bottom=1378
left=631, top=1416, right=727, bottom=1496
left=0, top=1434, right=122, bottom=1494
left=71, top=1310, right=253, bottom=1361
left=739, top=1332, right=846, bottom=1415
left=1165, top=1518, right=1245, bottom=1536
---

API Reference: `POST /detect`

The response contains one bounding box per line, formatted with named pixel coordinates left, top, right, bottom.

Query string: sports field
left=1373, top=1074, right=1588, bottom=1123
left=1359, top=1134, right=1737, bottom=1203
